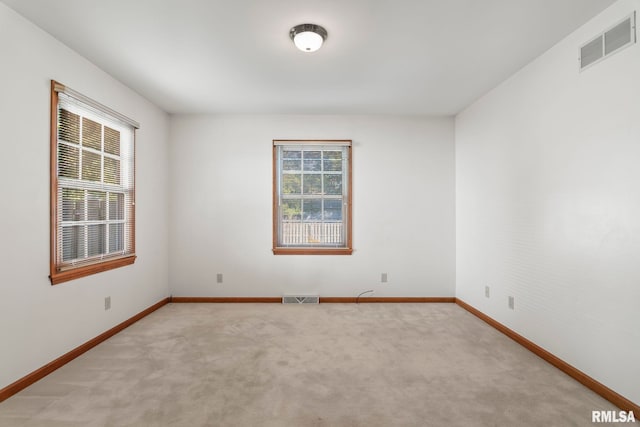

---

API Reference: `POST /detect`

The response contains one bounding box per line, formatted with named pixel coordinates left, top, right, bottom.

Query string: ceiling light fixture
left=289, top=23, right=328, bottom=53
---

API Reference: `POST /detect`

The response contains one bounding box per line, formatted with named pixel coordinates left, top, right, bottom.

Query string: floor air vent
left=282, top=295, right=319, bottom=304
left=580, top=12, right=636, bottom=71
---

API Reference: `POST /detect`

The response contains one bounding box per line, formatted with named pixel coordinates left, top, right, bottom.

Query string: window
left=273, top=140, right=352, bottom=255
left=50, top=81, right=138, bottom=284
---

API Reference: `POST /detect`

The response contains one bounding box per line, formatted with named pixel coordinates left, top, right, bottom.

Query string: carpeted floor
left=0, top=303, right=632, bottom=426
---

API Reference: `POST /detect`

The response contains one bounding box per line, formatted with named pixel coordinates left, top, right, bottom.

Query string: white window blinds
left=51, top=82, right=137, bottom=282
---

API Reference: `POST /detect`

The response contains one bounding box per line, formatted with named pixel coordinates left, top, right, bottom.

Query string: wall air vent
left=282, top=294, right=319, bottom=304
left=580, top=12, right=636, bottom=71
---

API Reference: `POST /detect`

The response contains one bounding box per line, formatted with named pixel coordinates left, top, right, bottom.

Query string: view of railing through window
left=281, top=222, right=344, bottom=245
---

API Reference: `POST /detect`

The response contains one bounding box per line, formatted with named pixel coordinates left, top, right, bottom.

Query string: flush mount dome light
left=290, top=23, right=328, bottom=52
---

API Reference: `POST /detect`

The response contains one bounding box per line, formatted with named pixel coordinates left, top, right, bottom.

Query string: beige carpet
left=0, top=303, right=631, bottom=426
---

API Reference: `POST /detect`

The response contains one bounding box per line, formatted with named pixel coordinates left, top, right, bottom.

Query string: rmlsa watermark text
left=592, top=410, right=636, bottom=423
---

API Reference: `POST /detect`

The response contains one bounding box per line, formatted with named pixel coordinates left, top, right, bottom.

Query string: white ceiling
left=3, top=0, right=616, bottom=115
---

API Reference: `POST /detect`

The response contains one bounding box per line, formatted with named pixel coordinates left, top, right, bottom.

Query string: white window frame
left=272, top=140, right=353, bottom=255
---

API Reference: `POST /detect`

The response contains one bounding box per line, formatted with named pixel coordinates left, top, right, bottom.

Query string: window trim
left=50, top=81, right=137, bottom=285
left=272, top=139, right=353, bottom=255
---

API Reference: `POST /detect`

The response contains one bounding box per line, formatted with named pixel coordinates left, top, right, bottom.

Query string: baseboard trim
left=0, top=297, right=170, bottom=403
left=170, top=297, right=281, bottom=303
left=170, top=296, right=456, bottom=304
left=455, top=298, right=640, bottom=415
left=321, top=296, right=456, bottom=303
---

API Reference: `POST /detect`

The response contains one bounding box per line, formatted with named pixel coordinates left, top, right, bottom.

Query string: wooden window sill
left=50, top=255, right=136, bottom=285
left=273, top=248, right=353, bottom=255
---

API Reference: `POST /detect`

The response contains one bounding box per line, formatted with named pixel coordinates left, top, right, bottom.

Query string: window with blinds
left=50, top=81, right=138, bottom=284
left=273, top=140, right=352, bottom=255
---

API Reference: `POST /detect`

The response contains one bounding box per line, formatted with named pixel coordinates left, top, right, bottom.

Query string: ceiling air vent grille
left=580, top=11, right=636, bottom=71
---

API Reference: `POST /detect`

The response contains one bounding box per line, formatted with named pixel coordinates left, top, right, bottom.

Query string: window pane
left=109, top=223, right=124, bottom=253
left=59, top=109, right=79, bottom=144
left=283, top=150, right=301, bottom=159
left=282, top=174, right=301, bottom=194
left=62, top=225, right=85, bottom=261
left=282, top=199, right=301, bottom=221
left=59, top=144, right=79, bottom=179
left=323, top=174, right=342, bottom=195
left=303, top=174, right=322, bottom=194
left=109, top=193, right=124, bottom=220
left=82, top=117, right=102, bottom=150
left=323, top=151, right=342, bottom=171
left=104, top=126, right=120, bottom=155
left=324, top=199, right=343, bottom=221
left=82, top=150, right=101, bottom=182
left=303, top=199, right=322, bottom=221
left=283, top=159, right=301, bottom=171
left=62, top=188, right=85, bottom=221
left=87, top=224, right=106, bottom=257
left=87, top=191, right=106, bottom=220
left=303, top=151, right=322, bottom=171
left=104, top=157, right=120, bottom=185
left=282, top=150, right=302, bottom=171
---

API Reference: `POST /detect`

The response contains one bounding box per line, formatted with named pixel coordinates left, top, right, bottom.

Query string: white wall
left=0, top=4, right=170, bottom=389
left=169, top=115, right=455, bottom=298
left=456, top=0, right=640, bottom=405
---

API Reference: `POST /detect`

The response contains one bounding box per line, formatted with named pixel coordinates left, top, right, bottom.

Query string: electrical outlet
left=508, top=296, right=515, bottom=310
left=485, top=286, right=490, bottom=298
left=381, top=273, right=388, bottom=283
left=105, top=296, right=111, bottom=311
left=216, top=273, right=223, bottom=284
